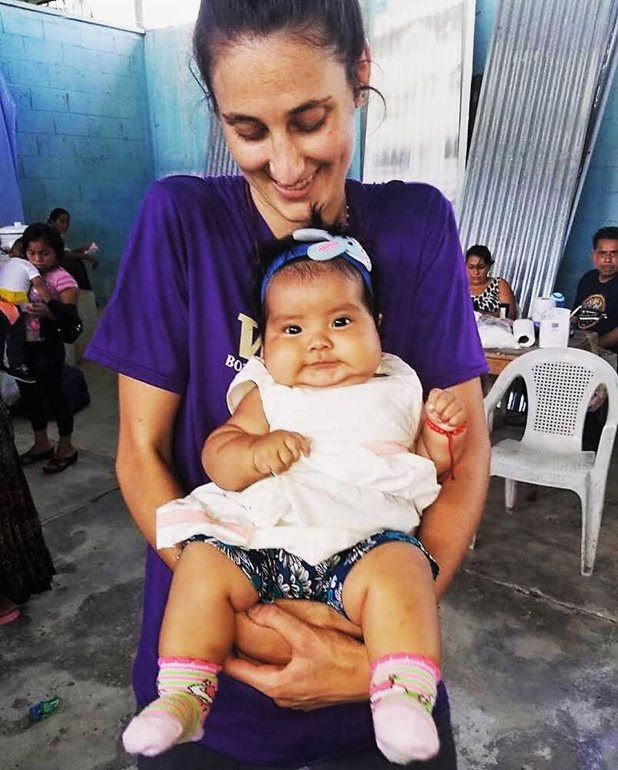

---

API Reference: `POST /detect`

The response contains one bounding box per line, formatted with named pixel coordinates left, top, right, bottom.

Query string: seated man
left=574, top=226, right=618, bottom=354
left=574, top=226, right=618, bottom=448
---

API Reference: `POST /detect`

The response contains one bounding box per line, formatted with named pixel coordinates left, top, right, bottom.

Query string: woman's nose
left=268, top=133, right=304, bottom=186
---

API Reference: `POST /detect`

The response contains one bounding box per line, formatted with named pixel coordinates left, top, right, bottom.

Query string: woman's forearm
left=418, top=378, right=490, bottom=601
left=116, top=444, right=183, bottom=570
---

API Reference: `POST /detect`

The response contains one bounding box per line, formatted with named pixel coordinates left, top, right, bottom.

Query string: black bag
left=44, top=300, right=84, bottom=344
left=10, top=364, right=91, bottom=419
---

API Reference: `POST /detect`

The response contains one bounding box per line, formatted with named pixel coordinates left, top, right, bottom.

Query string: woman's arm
left=117, top=374, right=185, bottom=569
left=498, top=278, right=518, bottom=320
left=58, top=286, right=79, bottom=305
left=417, top=376, right=490, bottom=600
left=27, top=286, right=79, bottom=320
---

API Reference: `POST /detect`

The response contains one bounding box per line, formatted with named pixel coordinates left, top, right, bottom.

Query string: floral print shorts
left=181, top=530, right=439, bottom=618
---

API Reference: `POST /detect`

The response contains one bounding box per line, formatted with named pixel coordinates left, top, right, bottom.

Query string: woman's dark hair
left=193, top=0, right=368, bottom=111
left=465, top=244, right=493, bottom=267
left=48, top=207, right=70, bottom=224
left=22, top=223, right=65, bottom=262
left=254, top=212, right=379, bottom=335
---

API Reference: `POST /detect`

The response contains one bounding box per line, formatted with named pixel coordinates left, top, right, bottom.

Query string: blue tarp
left=0, top=72, right=24, bottom=228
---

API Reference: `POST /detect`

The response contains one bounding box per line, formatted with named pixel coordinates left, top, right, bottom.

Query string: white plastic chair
left=484, top=347, right=618, bottom=576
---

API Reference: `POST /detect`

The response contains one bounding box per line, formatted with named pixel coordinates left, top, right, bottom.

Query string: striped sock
left=122, top=657, right=221, bottom=758
left=370, top=653, right=441, bottom=764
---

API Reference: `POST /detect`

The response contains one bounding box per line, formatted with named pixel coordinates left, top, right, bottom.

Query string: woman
left=466, top=244, right=517, bottom=320
left=0, top=394, right=55, bottom=624
left=18, top=223, right=79, bottom=474
left=48, top=207, right=98, bottom=362
left=48, top=207, right=98, bottom=287
left=87, top=2, right=490, bottom=768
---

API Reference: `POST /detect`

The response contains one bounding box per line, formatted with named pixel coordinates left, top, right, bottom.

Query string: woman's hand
left=225, top=601, right=369, bottom=710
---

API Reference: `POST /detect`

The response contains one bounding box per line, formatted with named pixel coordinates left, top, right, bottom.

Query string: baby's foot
left=122, top=692, right=203, bottom=757
left=372, top=692, right=440, bottom=763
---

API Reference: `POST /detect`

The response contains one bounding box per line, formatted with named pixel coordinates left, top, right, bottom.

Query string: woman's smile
left=212, top=32, right=367, bottom=236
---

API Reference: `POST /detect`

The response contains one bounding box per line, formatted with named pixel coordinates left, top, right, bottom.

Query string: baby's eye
left=283, top=324, right=302, bottom=335
left=332, top=317, right=351, bottom=328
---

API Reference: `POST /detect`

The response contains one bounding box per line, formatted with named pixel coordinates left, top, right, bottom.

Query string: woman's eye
left=295, top=117, right=326, bottom=133
left=332, top=317, right=351, bottom=328
left=283, top=325, right=302, bottom=335
left=234, top=123, right=267, bottom=142
left=293, top=107, right=328, bottom=134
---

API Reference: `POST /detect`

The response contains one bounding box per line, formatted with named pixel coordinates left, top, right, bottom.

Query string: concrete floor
left=1, top=362, right=616, bottom=770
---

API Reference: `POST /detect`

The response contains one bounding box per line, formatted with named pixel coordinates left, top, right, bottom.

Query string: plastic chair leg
left=505, top=478, right=517, bottom=511
left=581, top=500, right=603, bottom=577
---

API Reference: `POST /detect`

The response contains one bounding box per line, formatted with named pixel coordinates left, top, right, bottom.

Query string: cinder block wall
left=144, top=24, right=210, bottom=179
left=0, top=0, right=154, bottom=300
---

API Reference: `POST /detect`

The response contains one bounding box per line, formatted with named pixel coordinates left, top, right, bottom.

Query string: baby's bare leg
left=159, top=541, right=259, bottom=661
left=342, top=541, right=440, bottom=662
left=342, top=541, right=441, bottom=764
left=123, top=542, right=258, bottom=758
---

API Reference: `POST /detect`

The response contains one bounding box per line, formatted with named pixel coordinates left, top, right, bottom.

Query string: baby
left=0, top=238, right=50, bottom=383
left=123, top=228, right=468, bottom=764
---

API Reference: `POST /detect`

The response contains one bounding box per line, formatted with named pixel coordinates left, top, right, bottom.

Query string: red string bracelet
left=425, top=418, right=468, bottom=480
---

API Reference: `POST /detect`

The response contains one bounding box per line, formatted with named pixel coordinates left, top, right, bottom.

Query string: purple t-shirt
left=87, top=175, right=487, bottom=765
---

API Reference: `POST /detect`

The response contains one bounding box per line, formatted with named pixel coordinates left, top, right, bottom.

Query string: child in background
left=0, top=238, right=51, bottom=383
left=122, top=228, right=468, bottom=764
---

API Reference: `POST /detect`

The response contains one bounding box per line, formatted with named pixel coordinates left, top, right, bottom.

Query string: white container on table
left=539, top=307, right=571, bottom=348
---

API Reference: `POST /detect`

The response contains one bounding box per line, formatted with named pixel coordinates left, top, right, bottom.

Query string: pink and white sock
left=122, top=657, right=221, bottom=757
left=370, top=653, right=441, bottom=764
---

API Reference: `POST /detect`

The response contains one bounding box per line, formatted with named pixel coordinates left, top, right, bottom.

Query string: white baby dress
left=157, top=353, right=440, bottom=564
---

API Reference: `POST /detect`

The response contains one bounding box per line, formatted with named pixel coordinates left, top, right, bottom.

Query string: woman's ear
left=355, top=42, right=372, bottom=107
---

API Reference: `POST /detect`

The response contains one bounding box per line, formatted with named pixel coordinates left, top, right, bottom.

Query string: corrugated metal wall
left=204, top=118, right=238, bottom=176
left=363, top=0, right=474, bottom=204
left=457, top=0, right=618, bottom=315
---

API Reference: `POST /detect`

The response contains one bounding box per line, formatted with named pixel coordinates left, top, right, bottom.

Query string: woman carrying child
left=87, top=1, right=490, bottom=767
left=18, top=224, right=80, bottom=473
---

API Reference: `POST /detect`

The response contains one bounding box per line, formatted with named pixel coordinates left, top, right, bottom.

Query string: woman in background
left=48, top=207, right=98, bottom=286
left=18, top=223, right=79, bottom=474
left=466, top=244, right=517, bottom=320
left=0, top=394, right=55, bottom=624
left=48, top=207, right=98, bottom=361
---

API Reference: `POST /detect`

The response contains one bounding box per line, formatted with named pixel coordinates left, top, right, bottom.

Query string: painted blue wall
left=144, top=24, right=210, bottom=178
left=557, top=83, right=618, bottom=304
left=471, top=0, right=618, bottom=305
left=0, top=0, right=154, bottom=300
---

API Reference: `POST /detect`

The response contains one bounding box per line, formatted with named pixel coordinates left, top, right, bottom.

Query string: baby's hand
left=251, top=431, right=310, bottom=476
left=425, top=388, right=467, bottom=431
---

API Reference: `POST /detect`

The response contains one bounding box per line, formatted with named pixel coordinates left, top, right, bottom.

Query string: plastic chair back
left=492, top=348, right=617, bottom=453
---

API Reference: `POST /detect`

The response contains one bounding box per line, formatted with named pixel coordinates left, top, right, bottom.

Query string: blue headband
left=260, top=228, right=373, bottom=303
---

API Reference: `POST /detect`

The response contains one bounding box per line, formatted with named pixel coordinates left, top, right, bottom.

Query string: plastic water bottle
left=552, top=292, right=565, bottom=308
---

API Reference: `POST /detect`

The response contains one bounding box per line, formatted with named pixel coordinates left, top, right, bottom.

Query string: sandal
left=42, top=451, right=79, bottom=474
left=19, top=446, right=55, bottom=466
left=0, top=599, right=20, bottom=626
